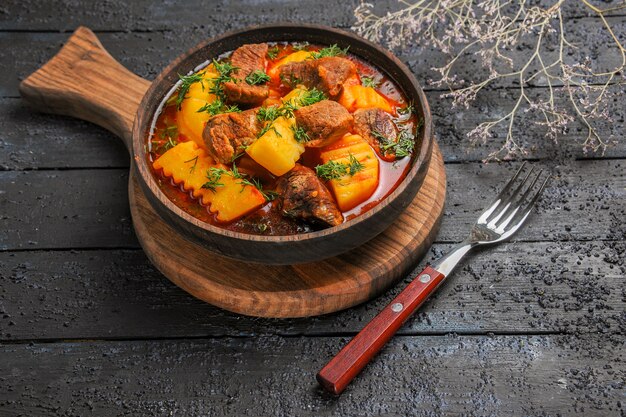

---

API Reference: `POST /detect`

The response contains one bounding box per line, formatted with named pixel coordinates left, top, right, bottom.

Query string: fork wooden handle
left=317, top=266, right=446, bottom=395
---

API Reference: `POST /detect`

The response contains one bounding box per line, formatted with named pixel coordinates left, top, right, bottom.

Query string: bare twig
left=353, top=0, right=625, bottom=160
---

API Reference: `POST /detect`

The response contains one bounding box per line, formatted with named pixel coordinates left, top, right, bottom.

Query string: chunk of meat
left=279, top=57, right=356, bottom=98
left=353, top=108, right=398, bottom=159
left=294, top=100, right=353, bottom=147
left=223, top=43, right=269, bottom=105
left=276, top=164, right=343, bottom=228
left=202, top=108, right=262, bottom=163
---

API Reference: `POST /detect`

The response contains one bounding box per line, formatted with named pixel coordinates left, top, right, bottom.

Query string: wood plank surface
left=1, top=0, right=624, bottom=414
left=1, top=240, right=623, bottom=341
left=1, top=0, right=622, bottom=31
left=2, top=160, right=623, bottom=250
left=3, top=82, right=624, bottom=171
left=4, top=16, right=625, bottom=97
left=0, top=334, right=623, bottom=416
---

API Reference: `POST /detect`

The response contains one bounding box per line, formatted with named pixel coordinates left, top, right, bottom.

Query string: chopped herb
left=245, top=177, right=278, bottom=201
left=256, top=106, right=282, bottom=123
left=208, top=59, right=239, bottom=100
left=293, top=41, right=310, bottom=51
left=256, top=223, right=268, bottom=233
left=162, top=137, right=178, bottom=151
left=230, top=144, right=249, bottom=162
left=291, top=125, right=310, bottom=143
left=155, top=125, right=179, bottom=152
left=394, top=130, right=416, bottom=158
left=298, top=88, right=326, bottom=106
left=280, top=72, right=300, bottom=88
left=311, top=44, right=349, bottom=59
left=201, top=167, right=228, bottom=192
left=213, top=59, right=239, bottom=80
left=397, top=102, right=415, bottom=117
left=372, top=128, right=416, bottom=158
left=267, top=46, right=280, bottom=60
left=315, top=154, right=364, bottom=181
left=245, top=69, right=271, bottom=86
left=315, top=160, right=349, bottom=181
left=196, top=99, right=240, bottom=116
left=361, top=76, right=379, bottom=88
left=176, top=71, right=206, bottom=109
left=160, top=125, right=178, bottom=140
left=257, top=124, right=281, bottom=138
left=282, top=88, right=327, bottom=115
left=229, top=162, right=244, bottom=180
left=184, top=155, right=199, bottom=173
left=348, top=154, right=365, bottom=176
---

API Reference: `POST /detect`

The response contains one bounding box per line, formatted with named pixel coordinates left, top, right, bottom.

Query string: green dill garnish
left=315, top=160, right=349, bottom=181
left=196, top=99, right=241, bottom=116
left=299, top=88, right=326, bottom=106
left=159, top=137, right=177, bottom=151
left=245, top=70, right=271, bottom=86
left=202, top=163, right=275, bottom=201
left=229, top=162, right=244, bottom=180
left=256, top=106, right=282, bottom=123
left=315, top=154, right=364, bottom=181
left=267, top=46, right=280, bottom=60
left=257, top=124, right=281, bottom=138
left=228, top=163, right=276, bottom=201
left=160, top=125, right=178, bottom=140
left=291, top=125, right=310, bottom=143
left=279, top=72, right=300, bottom=88
left=213, top=59, right=239, bottom=80
left=282, top=88, right=327, bottom=116
left=208, top=59, right=239, bottom=100
left=311, top=44, right=349, bottom=59
left=184, top=155, right=199, bottom=173
left=397, top=102, right=414, bottom=117
left=372, top=128, right=416, bottom=158
left=152, top=125, right=179, bottom=153
left=230, top=144, right=249, bottom=162
left=242, top=177, right=278, bottom=201
left=394, top=130, right=416, bottom=158
left=293, top=41, right=310, bottom=51
left=348, top=154, right=365, bottom=175
left=201, top=167, right=228, bottom=192
left=361, top=76, right=379, bottom=88
left=256, top=223, right=268, bottom=233
left=176, top=71, right=206, bottom=110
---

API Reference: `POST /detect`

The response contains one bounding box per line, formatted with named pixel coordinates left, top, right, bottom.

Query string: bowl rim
left=132, top=23, right=433, bottom=244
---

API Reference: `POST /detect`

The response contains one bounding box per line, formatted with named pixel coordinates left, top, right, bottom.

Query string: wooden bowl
left=21, top=24, right=433, bottom=265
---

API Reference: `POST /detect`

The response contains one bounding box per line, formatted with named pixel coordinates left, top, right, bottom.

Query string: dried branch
left=353, top=0, right=626, bottom=160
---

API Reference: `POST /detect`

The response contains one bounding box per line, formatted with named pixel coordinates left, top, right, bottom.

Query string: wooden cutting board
left=20, top=26, right=446, bottom=318
left=129, top=142, right=445, bottom=318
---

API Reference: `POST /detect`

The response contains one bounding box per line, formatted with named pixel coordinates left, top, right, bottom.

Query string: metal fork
left=317, top=163, right=549, bottom=395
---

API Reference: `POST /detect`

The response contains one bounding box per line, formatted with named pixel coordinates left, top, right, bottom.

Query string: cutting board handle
left=19, top=26, right=151, bottom=151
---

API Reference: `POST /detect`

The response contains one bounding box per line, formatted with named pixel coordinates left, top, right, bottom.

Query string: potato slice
left=153, top=141, right=265, bottom=222
left=246, top=116, right=304, bottom=176
left=268, top=50, right=313, bottom=79
left=339, top=85, right=393, bottom=114
left=319, top=134, right=379, bottom=211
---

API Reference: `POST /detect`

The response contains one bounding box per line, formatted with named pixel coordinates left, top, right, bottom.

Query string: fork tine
left=495, top=169, right=543, bottom=232
left=487, top=167, right=534, bottom=226
left=501, top=174, right=550, bottom=237
left=477, top=162, right=527, bottom=224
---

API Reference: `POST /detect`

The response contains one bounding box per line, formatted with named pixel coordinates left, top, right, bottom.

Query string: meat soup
left=147, top=42, right=421, bottom=236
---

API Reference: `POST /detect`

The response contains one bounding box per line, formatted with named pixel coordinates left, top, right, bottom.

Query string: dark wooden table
left=1, top=1, right=624, bottom=416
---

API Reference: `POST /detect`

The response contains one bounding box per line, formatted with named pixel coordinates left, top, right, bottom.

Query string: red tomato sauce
left=146, top=42, right=421, bottom=235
